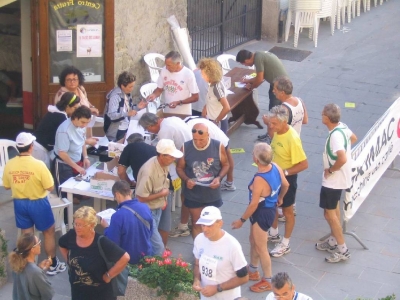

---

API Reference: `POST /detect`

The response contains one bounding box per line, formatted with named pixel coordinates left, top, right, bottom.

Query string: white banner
left=344, top=97, right=400, bottom=221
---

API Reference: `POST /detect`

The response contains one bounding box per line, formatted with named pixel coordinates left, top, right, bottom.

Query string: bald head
left=192, top=123, right=210, bottom=149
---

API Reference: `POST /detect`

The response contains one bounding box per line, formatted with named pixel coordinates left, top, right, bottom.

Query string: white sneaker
left=325, top=249, right=351, bottom=263
left=270, top=242, right=291, bottom=257
left=220, top=181, right=236, bottom=191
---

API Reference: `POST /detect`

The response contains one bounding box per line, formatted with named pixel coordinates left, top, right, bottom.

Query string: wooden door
left=32, top=0, right=114, bottom=127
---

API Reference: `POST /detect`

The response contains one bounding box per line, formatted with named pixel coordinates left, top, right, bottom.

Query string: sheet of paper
left=235, top=82, right=246, bottom=88
left=93, top=135, right=109, bottom=149
left=96, top=208, right=116, bottom=224
left=345, top=102, right=356, bottom=108
left=230, top=148, right=245, bottom=154
left=226, top=90, right=234, bottom=95
left=125, top=120, right=146, bottom=145
left=195, top=182, right=211, bottom=187
left=130, top=108, right=147, bottom=121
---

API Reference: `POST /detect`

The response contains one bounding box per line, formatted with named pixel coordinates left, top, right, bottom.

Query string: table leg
left=229, top=94, right=263, bottom=130
left=93, top=197, right=101, bottom=212
left=67, top=192, right=73, bottom=229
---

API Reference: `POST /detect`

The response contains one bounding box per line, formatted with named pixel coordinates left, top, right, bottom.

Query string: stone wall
left=114, top=0, right=187, bottom=97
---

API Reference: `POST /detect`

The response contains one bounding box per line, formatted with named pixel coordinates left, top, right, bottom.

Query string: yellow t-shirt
left=3, top=156, right=54, bottom=200
left=271, top=126, right=307, bottom=170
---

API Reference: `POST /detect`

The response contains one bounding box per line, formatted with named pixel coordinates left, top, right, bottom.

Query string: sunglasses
left=192, top=129, right=207, bottom=135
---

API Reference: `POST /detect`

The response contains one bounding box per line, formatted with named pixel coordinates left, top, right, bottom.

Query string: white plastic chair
left=140, top=83, right=161, bottom=114
left=48, top=195, right=71, bottom=235
left=0, top=139, right=18, bottom=186
left=217, top=54, right=237, bottom=75
left=143, top=53, right=165, bottom=83
left=285, top=0, right=321, bottom=47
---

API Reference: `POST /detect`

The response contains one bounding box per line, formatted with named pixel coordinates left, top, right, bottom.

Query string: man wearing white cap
left=2, top=132, right=66, bottom=275
left=136, top=139, right=183, bottom=256
left=193, top=206, right=249, bottom=299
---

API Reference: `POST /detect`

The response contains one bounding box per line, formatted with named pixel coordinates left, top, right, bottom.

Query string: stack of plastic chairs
left=143, top=53, right=165, bottom=83
left=315, top=0, right=337, bottom=42
left=285, top=0, right=322, bottom=47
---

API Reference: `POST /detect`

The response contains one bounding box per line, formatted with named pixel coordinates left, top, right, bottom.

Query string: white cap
left=196, top=206, right=222, bottom=226
left=156, top=139, right=183, bottom=158
left=16, top=132, right=36, bottom=147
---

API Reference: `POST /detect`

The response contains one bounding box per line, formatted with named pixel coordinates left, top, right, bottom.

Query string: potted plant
left=120, top=250, right=199, bottom=300
left=0, top=229, right=8, bottom=288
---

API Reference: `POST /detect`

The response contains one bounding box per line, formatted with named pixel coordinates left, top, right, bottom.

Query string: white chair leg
left=357, top=0, right=361, bottom=16
left=284, top=11, right=292, bottom=42
left=308, top=27, right=313, bottom=40
left=347, top=4, right=351, bottom=23
left=342, top=6, right=346, bottom=25
left=352, top=1, right=356, bottom=18
left=330, top=15, right=335, bottom=35
left=294, top=13, right=301, bottom=48
left=374, top=0, right=377, bottom=6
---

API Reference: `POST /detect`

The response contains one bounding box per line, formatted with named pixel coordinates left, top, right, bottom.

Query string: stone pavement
left=1, top=1, right=400, bottom=299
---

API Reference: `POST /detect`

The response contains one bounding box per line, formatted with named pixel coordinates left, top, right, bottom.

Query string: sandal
left=250, top=279, right=272, bottom=293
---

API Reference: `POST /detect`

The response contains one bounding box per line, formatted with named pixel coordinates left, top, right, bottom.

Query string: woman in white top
left=198, top=58, right=231, bottom=134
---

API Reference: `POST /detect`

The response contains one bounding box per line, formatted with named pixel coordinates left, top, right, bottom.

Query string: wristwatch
left=217, top=284, right=223, bottom=292
left=284, top=170, right=289, bottom=176
left=328, top=168, right=335, bottom=174
left=180, top=100, right=183, bottom=106
left=240, top=218, right=246, bottom=223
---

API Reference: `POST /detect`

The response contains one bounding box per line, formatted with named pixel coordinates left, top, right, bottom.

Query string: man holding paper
left=101, top=180, right=153, bottom=264
left=176, top=123, right=229, bottom=239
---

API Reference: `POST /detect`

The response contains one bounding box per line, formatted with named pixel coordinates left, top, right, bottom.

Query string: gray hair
left=112, top=181, right=131, bottom=197
left=323, top=103, right=341, bottom=123
left=271, top=272, right=293, bottom=290
left=273, top=76, right=293, bottom=95
left=138, top=112, right=159, bottom=129
left=268, top=105, right=289, bottom=123
left=165, top=51, right=182, bottom=64
left=126, top=133, right=144, bottom=144
left=253, top=143, right=273, bottom=166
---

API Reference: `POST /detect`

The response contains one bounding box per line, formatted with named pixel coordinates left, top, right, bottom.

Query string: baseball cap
left=196, top=206, right=222, bottom=226
left=16, top=132, right=36, bottom=147
left=156, top=139, right=183, bottom=158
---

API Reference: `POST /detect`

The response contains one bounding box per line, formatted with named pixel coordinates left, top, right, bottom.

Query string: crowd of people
left=1, top=48, right=357, bottom=300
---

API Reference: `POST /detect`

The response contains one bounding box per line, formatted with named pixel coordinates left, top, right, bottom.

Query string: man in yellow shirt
left=268, top=106, right=308, bottom=257
left=3, top=132, right=66, bottom=275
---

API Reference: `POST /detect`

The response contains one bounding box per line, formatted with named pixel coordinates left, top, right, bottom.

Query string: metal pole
left=319, top=220, right=368, bottom=250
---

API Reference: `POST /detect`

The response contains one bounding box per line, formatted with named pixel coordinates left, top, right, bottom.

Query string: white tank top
left=284, top=98, right=304, bottom=135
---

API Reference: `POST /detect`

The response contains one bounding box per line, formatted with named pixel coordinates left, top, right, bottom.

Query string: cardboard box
left=156, top=111, right=190, bottom=120
left=108, top=142, right=126, bottom=158
left=90, top=171, right=120, bottom=191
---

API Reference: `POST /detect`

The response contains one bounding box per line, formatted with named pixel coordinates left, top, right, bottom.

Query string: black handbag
left=97, top=235, right=129, bottom=296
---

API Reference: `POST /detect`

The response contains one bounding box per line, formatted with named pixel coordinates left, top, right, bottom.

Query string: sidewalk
left=1, top=1, right=400, bottom=299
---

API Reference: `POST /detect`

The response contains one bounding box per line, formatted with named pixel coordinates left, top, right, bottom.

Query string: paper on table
left=87, top=115, right=97, bottom=128
left=125, top=119, right=146, bottom=145
left=96, top=208, right=116, bottom=224
left=226, top=90, right=234, bottom=95
left=93, top=135, right=109, bottom=149
left=130, top=108, right=147, bottom=121
left=235, top=82, right=246, bottom=88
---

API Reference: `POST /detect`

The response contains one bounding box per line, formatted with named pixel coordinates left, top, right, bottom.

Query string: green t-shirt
left=254, top=51, right=288, bottom=84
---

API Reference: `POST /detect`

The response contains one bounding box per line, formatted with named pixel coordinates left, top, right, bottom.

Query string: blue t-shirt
left=248, top=164, right=281, bottom=208
left=54, top=118, right=86, bottom=162
left=104, top=199, right=153, bottom=265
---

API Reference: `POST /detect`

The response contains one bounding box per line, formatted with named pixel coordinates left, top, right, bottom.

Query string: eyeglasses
left=192, top=128, right=206, bottom=135
left=66, top=78, right=78, bottom=83
left=32, top=239, right=41, bottom=248
left=73, top=222, right=90, bottom=228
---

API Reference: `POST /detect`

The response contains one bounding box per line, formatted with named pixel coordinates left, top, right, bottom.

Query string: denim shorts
left=14, top=197, right=55, bottom=231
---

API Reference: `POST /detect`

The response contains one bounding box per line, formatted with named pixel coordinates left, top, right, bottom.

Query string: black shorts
left=281, top=174, right=297, bottom=208
left=319, top=186, right=343, bottom=210
left=250, top=205, right=276, bottom=232
left=184, top=198, right=223, bottom=209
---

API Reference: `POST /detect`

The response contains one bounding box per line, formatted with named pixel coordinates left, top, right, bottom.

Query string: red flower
left=162, top=249, right=172, bottom=258
left=150, top=257, right=156, bottom=263
left=180, top=261, right=188, bottom=267
left=138, top=265, right=142, bottom=270
left=164, top=258, right=172, bottom=265
left=158, top=261, right=164, bottom=266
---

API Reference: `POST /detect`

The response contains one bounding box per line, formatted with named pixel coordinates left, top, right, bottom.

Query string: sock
left=282, top=237, right=290, bottom=247
left=269, top=227, right=279, bottom=236
left=337, top=244, right=348, bottom=253
left=249, top=264, right=258, bottom=273
left=278, top=207, right=283, bottom=215
left=51, top=256, right=58, bottom=268
left=263, top=277, right=272, bottom=283
left=328, top=236, right=337, bottom=246
left=178, top=223, right=188, bottom=230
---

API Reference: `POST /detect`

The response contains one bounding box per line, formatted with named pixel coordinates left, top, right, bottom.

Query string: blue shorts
left=14, top=197, right=55, bottom=231
left=250, top=205, right=276, bottom=232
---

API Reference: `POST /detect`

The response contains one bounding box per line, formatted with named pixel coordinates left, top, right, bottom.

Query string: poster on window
left=76, top=24, right=102, bottom=57
left=56, top=30, right=72, bottom=52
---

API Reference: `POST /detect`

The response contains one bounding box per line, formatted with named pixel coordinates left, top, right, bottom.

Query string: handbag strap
left=122, top=205, right=151, bottom=231
left=97, top=235, right=111, bottom=266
